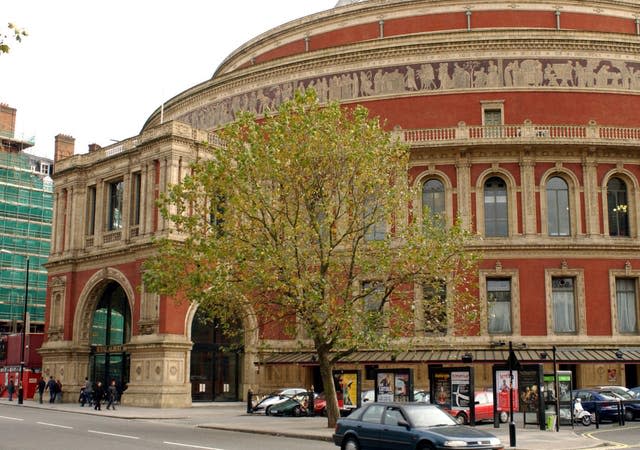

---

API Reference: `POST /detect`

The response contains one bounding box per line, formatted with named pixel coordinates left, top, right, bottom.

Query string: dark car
left=268, top=391, right=315, bottom=417
left=333, top=402, right=504, bottom=450
left=593, top=386, right=640, bottom=421
left=252, top=388, right=307, bottom=414
left=572, top=389, right=622, bottom=422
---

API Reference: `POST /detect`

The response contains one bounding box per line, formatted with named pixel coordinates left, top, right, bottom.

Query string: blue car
left=572, top=389, right=622, bottom=422
left=333, top=402, right=503, bottom=450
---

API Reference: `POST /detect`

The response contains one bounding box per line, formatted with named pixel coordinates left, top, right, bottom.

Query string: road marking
left=88, top=430, right=140, bottom=440
left=164, top=442, right=225, bottom=450
left=0, top=416, right=24, bottom=421
left=583, top=425, right=640, bottom=449
left=37, top=421, right=73, bottom=429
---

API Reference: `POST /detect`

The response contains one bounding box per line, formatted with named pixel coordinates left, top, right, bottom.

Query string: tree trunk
left=317, top=348, right=340, bottom=428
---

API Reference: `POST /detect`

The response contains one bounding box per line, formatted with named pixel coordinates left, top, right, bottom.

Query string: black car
left=333, top=402, right=504, bottom=450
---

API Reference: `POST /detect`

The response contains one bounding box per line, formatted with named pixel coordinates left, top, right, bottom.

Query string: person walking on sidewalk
left=37, top=376, right=46, bottom=404
left=7, top=378, right=15, bottom=401
left=93, top=381, right=104, bottom=411
left=45, top=376, right=57, bottom=403
left=106, top=379, right=117, bottom=410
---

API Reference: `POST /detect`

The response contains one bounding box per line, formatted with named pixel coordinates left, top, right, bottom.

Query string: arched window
left=484, top=177, right=508, bottom=237
left=608, top=177, right=629, bottom=237
left=422, top=179, right=445, bottom=227
left=547, top=176, right=570, bottom=236
left=90, top=283, right=131, bottom=387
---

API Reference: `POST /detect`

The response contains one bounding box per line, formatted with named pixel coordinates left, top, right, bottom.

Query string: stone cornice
left=216, top=0, right=640, bottom=76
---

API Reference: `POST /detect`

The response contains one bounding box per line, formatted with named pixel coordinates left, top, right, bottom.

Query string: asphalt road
left=578, top=422, right=640, bottom=449
left=0, top=404, right=333, bottom=450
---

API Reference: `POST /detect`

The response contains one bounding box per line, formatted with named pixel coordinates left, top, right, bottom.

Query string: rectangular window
left=363, top=281, right=384, bottom=313
left=487, top=278, right=512, bottom=334
left=362, top=281, right=384, bottom=332
left=364, top=197, right=386, bottom=241
left=616, top=278, right=638, bottom=333
left=552, top=277, right=576, bottom=333
left=130, top=172, right=141, bottom=226
left=108, top=180, right=124, bottom=231
left=86, top=186, right=96, bottom=235
left=423, top=281, right=447, bottom=335
left=483, top=109, right=503, bottom=138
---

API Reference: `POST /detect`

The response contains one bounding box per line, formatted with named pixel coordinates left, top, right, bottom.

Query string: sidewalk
left=0, top=398, right=610, bottom=450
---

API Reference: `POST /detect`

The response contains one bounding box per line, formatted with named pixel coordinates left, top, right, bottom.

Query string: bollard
left=509, top=421, right=516, bottom=447
left=595, top=403, right=599, bottom=429
left=619, top=401, right=624, bottom=426
left=247, top=388, right=254, bottom=414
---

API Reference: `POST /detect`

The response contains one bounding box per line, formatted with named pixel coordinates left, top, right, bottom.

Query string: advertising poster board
left=429, top=366, right=475, bottom=424
left=433, top=371, right=452, bottom=408
left=451, top=371, right=471, bottom=409
left=519, top=369, right=540, bottom=413
left=333, top=370, right=360, bottom=410
left=495, top=369, right=519, bottom=411
left=375, top=368, right=413, bottom=403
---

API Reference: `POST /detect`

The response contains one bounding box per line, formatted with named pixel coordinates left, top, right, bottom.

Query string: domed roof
left=335, top=0, right=369, bottom=6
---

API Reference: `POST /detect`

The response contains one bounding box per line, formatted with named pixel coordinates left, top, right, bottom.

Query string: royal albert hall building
left=43, top=0, right=640, bottom=406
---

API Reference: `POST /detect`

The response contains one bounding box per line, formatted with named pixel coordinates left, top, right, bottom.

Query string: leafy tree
left=1, top=23, right=28, bottom=54
left=144, top=90, right=477, bottom=427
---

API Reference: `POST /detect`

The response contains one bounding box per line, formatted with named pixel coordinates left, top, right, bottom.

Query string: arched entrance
left=89, top=282, right=131, bottom=388
left=190, top=307, right=243, bottom=402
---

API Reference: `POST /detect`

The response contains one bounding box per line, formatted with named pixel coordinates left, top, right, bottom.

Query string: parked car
left=631, top=386, right=640, bottom=397
left=445, top=390, right=509, bottom=424
left=592, top=386, right=640, bottom=421
left=361, top=388, right=430, bottom=404
left=414, top=389, right=430, bottom=403
left=333, top=402, right=504, bottom=450
left=593, top=385, right=638, bottom=399
left=572, top=389, right=622, bottom=422
left=252, top=388, right=307, bottom=415
left=267, top=391, right=316, bottom=416
left=361, top=389, right=375, bottom=403
left=314, top=391, right=357, bottom=416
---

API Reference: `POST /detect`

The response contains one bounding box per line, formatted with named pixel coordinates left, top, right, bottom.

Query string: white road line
left=88, top=430, right=140, bottom=440
left=0, top=416, right=24, bottom=421
left=37, top=421, right=73, bottom=429
left=164, top=442, right=225, bottom=450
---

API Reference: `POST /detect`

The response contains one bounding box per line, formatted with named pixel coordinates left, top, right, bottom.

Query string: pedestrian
left=37, top=376, right=46, bottom=404
left=7, top=377, right=15, bottom=401
left=106, top=379, right=117, bottom=410
left=55, top=379, right=63, bottom=403
left=45, top=376, right=57, bottom=403
left=93, top=381, right=104, bottom=411
left=80, top=377, right=92, bottom=407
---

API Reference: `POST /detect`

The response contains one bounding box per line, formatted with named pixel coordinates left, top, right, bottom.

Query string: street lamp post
left=17, top=255, right=29, bottom=404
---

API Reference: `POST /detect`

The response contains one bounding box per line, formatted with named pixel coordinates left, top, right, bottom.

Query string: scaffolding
left=0, top=152, right=52, bottom=332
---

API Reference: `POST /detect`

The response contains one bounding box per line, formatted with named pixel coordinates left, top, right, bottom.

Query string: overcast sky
left=2, top=1, right=338, bottom=159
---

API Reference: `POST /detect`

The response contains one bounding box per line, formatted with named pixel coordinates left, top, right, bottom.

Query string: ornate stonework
left=178, top=56, right=640, bottom=131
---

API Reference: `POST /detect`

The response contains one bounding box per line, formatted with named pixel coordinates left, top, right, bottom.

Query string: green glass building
left=0, top=151, right=53, bottom=333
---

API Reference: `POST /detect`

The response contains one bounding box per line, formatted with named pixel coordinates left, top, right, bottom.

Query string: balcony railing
left=401, top=121, right=640, bottom=146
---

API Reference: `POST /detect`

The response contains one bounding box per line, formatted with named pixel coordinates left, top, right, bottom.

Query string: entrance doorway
left=89, top=282, right=131, bottom=389
left=190, top=308, right=243, bottom=402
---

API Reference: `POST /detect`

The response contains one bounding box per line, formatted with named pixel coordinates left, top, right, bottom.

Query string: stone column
left=582, top=151, right=599, bottom=236
left=123, top=334, right=193, bottom=408
left=455, top=152, right=472, bottom=231
left=519, top=154, right=537, bottom=236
